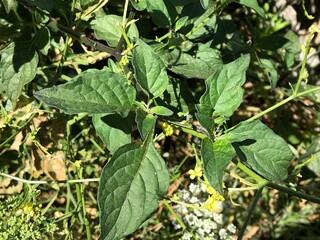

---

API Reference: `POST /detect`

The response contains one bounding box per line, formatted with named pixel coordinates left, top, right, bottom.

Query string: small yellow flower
left=188, top=165, right=203, bottom=180
left=207, top=186, right=225, bottom=201
left=22, top=202, right=35, bottom=217
left=204, top=196, right=224, bottom=213
left=161, top=122, right=174, bottom=136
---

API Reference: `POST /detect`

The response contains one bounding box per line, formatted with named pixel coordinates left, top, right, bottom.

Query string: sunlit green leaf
left=0, top=41, right=38, bottom=108
left=98, top=132, right=169, bottom=240
left=162, top=45, right=222, bottom=79
left=237, top=0, right=265, bottom=18
left=146, top=0, right=177, bottom=27
left=34, top=69, right=136, bottom=116
left=198, top=54, right=250, bottom=118
left=227, top=120, right=293, bottom=181
left=91, top=13, right=139, bottom=47
left=202, top=138, right=235, bottom=193
left=150, top=106, right=173, bottom=116
left=132, top=39, right=168, bottom=98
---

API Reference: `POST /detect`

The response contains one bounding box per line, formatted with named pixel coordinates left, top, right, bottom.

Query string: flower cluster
left=0, top=193, right=58, bottom=240
left=172, top=182, right=236, bottom=240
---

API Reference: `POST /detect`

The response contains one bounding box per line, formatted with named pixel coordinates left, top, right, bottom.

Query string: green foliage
left=98, top=131, right=169, bottom=240
left=1, top=0, right=320, bottom=239
left=227, top=120, right=294, bottom=181
left=34, top=69, right=136, bottom=116
left=0, top=41, right=38, bottom=108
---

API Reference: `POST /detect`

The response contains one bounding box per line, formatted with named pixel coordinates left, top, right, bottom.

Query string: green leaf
left=91, top=13, right=139, bottom=47
left=227, top=120, right=293, bottom=181
left=202, top=138, right=236, bottom=193
left=200, top=0, right=209, bottom=9
left=174, top=16, right=189, bottom=31
left=34, top=69, right=136, bottom=116
left=150, top=106, right=173, bottom=116
left=92, top=113, right=132, bottom=154
left=146, top=0, right=177, bottom=27
left=135, top=109, right=157, bottom=139
left=198, top=54, right=250, bottom=118
left=237, top=0, right=265, bottom=18
left=1, top=0, right=15, bottom=13
left=260, top=58, right=278, bottom=90
left=132, top=39, right=169, bottom=98
left=130, top=0, right=147, bottom=10
left=0, top=41, right=39, bottom=108
left=98, top=133, right=169, bottom=240
left=162, top=45, right=222, bottom=80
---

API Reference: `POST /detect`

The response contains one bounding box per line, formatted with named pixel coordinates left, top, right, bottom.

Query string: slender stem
left=237, top=187, right=263, bottom=240
left=0, top=172, right=99, bottom=185
left=122, top=0, right=129, bottom=27
left=78, top=165, right=92, bottom=240
left=294, top=30, right=314, bottom=95
left=267, top=182, right=320, bottom=204
left=293, top=152, right=320, bottom=175
left=233, top=160, right=268, bottom=186
left=244, top=86, right=320, bottom=124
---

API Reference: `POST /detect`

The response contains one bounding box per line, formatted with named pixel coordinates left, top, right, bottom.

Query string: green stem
left=233, top=160, right=268, bottom=186
left=122, top=0, right=129, bottom=27
left=293, top=152, right=320, bottom=175
left=245, top=86, right=320, bottom=123
left=294, top=29, right=314, bottom=95
left=0, top=172, right=99, bottom=185
left=78, top=165, right=92, bottom=240
left=267, top=182, right=320, bottom=204
left=237, top=187, right=263, bottom=240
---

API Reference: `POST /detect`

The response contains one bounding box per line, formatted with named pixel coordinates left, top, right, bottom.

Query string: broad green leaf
left=0, top=41, right=39, bottom=108
left=34, top=69, right=136, bottom=116
left=162, top=45, right=222, bottom=80
left=98, top=133, right=169, bottom=240
left=187, top=15, right=217, bottom=40
left=198, top=54, right=250, bottom=118
left=237, top=0, right=265, bottom=18
left=130, top=0, right=147, bottom=10
left=146, top=0, right=177, bottom=27
left=260, top=58, right=278, bottom=90
left=1, top=0, right=15, bottom=13
left=91, top=13, right=139, bottom=47
left=135, top=108, right=157, bottom=139
left=132, top=39, right=168, bottom=98
left=150, top=106, right=173, bottom=116
left=202, top=138, right=236, bottom=193
left=92, top=113, right=132, bottom=154
left=227, top=120, right=293, bottom=181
